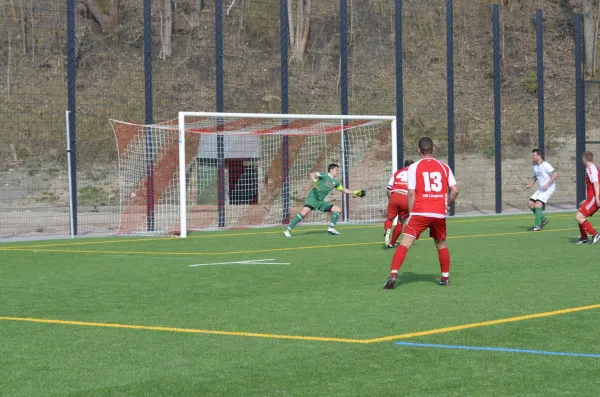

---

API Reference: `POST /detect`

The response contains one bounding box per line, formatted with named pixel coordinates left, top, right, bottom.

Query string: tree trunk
left=188, top=0, right=204, bottom=29
left=582, top=0, right=596, bottom=76
left=161, top=0, right=173, bottom=58
left=288, top=0, right=311, bottom=61
left=82, top=0, right=120, bottom=32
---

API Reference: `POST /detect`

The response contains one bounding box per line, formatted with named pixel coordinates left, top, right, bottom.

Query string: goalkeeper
left=284, top=163, right=366, bottom=237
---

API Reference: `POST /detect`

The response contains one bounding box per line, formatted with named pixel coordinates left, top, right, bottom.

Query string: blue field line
left=395, top=342, right=600, bottom=358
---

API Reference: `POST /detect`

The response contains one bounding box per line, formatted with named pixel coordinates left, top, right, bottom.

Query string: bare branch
left=226, top=0, right=238, bottom=17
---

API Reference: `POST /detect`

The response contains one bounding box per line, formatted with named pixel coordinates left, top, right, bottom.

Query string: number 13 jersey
left=407, top=158, right=457, bottom=218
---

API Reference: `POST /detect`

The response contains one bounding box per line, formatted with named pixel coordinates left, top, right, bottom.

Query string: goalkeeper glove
left=312, top=179, right=319, bottom=189
left=354, top=189, right=366, bottom=198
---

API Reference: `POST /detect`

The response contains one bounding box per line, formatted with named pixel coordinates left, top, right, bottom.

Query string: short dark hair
left=404, top=159, right=414, bottom=167
left=418, top=137, right=434, bottom=155
left=328, top=163, right=339, bottom=172
left=532, top=148, right=544, bottom=158
left=583, top=151, right=594, bottom=161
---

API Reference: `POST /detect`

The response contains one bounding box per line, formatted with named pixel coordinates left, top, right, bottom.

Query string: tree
left=288, top=0, right=311, bottom=61
left=159, top=0, right=174, bottom=59
left=80, top=0, right=121, bottom=32
left=188, top=0, right=204, bottom=30
left=572, top=0, right=600, bottom=76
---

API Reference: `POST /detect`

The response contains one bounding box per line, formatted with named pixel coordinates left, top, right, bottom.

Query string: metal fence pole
left=536, top=9, right=545, bottom=153
left=446, top=0, right=455, bottom=216
left=493, top=4, right=502, bottom=214
left=395, top=0, right=404, bottom=170
left=66, top=0, right=78, bottom=235
left=575, top=14, right=586, bottom=206
left=280, top=0, right=290, bottom=224
left=144, top=0, right=155, bottom=232
left=216, top=0, right=225, bottom=228
left=340, top=0, right=350, bottom=222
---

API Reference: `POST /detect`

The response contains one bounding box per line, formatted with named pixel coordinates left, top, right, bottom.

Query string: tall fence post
left=280, top=0, right=290, bottom=224
left=446, top=0, right=455, bottom=216
left=575, top=14, right=586, bottom=206
left=493, top=4, right=502, bottom=214
left=216, top=0, right=225, bottom=228
left=66, top=0, right=78, bottom=235
left=395, top=0, right=404, bottom=170
left=536, top=9, right=545, bottom=153
left=340, top=0, right=350, bottom=222
left=144, top=0, right=155, bottom=232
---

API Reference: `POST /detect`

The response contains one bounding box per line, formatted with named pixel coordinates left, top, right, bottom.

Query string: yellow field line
left=0, top=214, right=574, bottom=250
left=2, top=303, right=598, bottom=344
left=0, top=316, right=364, bottom=343
left=367, top=303, right=600, bottom=343
left=0, top=227, right=577, bottom=256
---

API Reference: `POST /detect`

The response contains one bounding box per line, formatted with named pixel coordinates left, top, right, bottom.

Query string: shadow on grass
left=562, top=236, right=589, bottom=244
left=397, top=271, right=439, bottom=286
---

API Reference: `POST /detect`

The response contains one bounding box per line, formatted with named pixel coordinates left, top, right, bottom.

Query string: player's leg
left=384, top=194, right=401, bottom=246
left=532, top=200, right=544, bottom=230
left=284, top=206, right=312, bottom=237
left=326, top=204, right=341, bottom=235
left=431, top=218, right=450, bottom=286
left=384, top=216, right=423, bottom=289
left=537, top=189, right=554, bottom=229
left=527, top=190, right=543, bottom=227
left=575, top=210, right=591, bottom=243
left=389, top=212, right=407, bottom=247
left=528, top=198, right=536, bottom=219
left=576, top=198, right=600, bottom=243
left=528, top=194, right=547, bottom=229
left=389, top=194, right=408, bottom=247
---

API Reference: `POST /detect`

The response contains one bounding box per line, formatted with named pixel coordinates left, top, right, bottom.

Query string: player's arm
left=386, top=174, right=394, bottom=199
left=447, top=168, right=459, bottom=206
left=408, top=189, right=415, bottom=213
left=448, top=184, right=459, bottom=206
left=407, top=163, right=417, bottom=213
left=336, top=185, right=366, bottom=197
left=541, top=168, right=557, bottom=191
left=524, top=175, right=536, bottom=190
left=310, top=172, right=320, bottom=188
left=594, top=181, right=600, bottom=206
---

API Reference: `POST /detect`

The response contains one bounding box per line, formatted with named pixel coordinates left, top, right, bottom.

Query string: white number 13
left=422, top=172, right=442, bottom=192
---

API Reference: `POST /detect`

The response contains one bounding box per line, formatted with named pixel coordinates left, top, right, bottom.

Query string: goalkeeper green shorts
left=304, top=196, right=333, bottom=212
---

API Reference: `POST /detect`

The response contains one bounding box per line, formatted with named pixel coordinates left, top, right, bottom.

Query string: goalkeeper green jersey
left=310, top=172, right=342, bottom=201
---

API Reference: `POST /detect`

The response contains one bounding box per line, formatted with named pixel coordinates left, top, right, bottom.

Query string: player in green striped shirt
left=283, top=163, right=366, bottom=237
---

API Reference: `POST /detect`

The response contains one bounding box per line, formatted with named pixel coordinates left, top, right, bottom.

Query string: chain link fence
left=0, top=0, right=585, bottom=238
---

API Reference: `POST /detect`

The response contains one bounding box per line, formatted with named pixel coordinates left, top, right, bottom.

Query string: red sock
left=579, top=223, right=589, bottom=239
left=438, top=247, right=450, bottom=277
left=384, top=219, right=393, bottom=230
left=390, top=245, right=408, bottom=274
left=390, top=222, right=403, bottom=245
left=582, top=221, right=598, bottom=236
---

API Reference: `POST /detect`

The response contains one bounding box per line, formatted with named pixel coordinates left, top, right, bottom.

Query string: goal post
left=112, top=112, right=398, bottom=237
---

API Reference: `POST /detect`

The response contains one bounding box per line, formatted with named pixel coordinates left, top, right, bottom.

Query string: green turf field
left=1, top=212, right=600, bottom=396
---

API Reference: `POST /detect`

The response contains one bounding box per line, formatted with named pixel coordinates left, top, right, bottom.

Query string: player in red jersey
left=384, top=159, right=414, bottom=248
left=575, top=151, right=600, bottom=244
left=383, top=137, right=459, bottom=289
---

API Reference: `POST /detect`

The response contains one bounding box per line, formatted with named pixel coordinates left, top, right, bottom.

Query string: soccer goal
left=110, top=112, right=397, bottom=237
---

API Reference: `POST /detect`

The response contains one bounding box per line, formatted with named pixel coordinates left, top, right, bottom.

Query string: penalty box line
left=0, top=227, right=578, bottom=256
left=0, top=214, right=575, bottom=250
left=1, top=303, right=599, bottom=344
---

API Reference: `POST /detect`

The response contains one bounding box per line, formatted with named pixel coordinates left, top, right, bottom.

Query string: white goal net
left=110, top=112, right=397, bottom=237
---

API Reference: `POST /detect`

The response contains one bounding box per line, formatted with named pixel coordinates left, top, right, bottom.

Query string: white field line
left=189, top=259, right=290, bottom=267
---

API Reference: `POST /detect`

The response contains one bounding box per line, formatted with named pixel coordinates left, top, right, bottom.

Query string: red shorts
left=579, top=197, right=599, bottom=217
left=387, top=192, right=409, bottom=221
left=403, top=215, right=447, bottom=241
